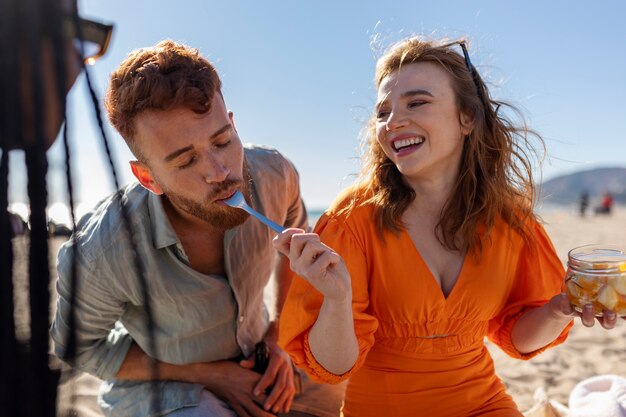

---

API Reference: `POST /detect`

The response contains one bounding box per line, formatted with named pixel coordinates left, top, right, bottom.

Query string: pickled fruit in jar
left=573, top=274, right=604, bottom=291
left=566, top=279, right=626, bottom=315
left=596, top=285, right=619, bottom=311
left=609, top=275, right=626, bottom=295
left=565, top=279, right=592, bottom=305
left=565, top=244, right=626, bottom=317
left=615, top=299, right=626, bottom=315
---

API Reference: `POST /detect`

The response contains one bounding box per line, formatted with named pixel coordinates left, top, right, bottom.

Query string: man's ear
left=130, top=161, right=163, bottom=195
left=460, top=110, right=475, bottom=137
left=228, top=110, right=237, bottom=132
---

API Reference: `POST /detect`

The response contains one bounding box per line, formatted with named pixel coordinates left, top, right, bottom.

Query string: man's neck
left=161, top=196, right=227, bottom=276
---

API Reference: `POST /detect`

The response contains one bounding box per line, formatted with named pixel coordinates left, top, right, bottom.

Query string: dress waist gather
left=342, top=343, right=518, bottom=417
left=374, top=318, right=489, bottom=355
left=364, top=340, right=487, bottom=372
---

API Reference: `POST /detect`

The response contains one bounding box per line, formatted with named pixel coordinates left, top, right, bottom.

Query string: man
left=51, top=40, right=343, bottom=417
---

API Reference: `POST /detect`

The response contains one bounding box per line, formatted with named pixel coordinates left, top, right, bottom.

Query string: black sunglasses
left=64, top=16, right=114, bottom=64
left=440, top=40, right=485, bottom=103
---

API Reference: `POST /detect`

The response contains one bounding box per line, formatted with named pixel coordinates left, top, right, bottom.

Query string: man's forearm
left=116, top=343, right=213, bottom=385
left=117, top=344, right=281, bottom=415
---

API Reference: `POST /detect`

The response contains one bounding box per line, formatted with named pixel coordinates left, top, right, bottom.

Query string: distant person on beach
left=579, top=191, right=590, bottom=217
left=8, top=211, right=28, bottom=238
left=0, top=0, right=113, bottom=415
left=595, top=191, right=614, bottom=215
left=273, top=36, right=620, bottom=417
left=50, top=40, right=342, bottom=417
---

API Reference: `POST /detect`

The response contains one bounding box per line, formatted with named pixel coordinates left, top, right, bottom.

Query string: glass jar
left=564, top=244, right=626, bottom=317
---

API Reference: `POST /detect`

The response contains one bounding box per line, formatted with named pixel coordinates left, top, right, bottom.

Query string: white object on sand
left=568, top=374, right=626, bottom=417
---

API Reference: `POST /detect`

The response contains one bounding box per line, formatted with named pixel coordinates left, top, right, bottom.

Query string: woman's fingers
left=580, top=304, right=596, bottom=327
left=557, top=293, right=621, bottom=329
left=288, top=233, right=322, bottom=258
left=287, top=234, right=326, bottom=272
left=558, top=293, right=575, bottom=316
left=272, top=228, right=306, bottom=256
left=600, top=310, right=617, bottom=329
left=299, top=239, right=335, bottom=264
left=299, top=249, right=339, bottom=279
left=275, top=232, right=350, bottom=299
left=549, top=292, right=575, bottom=318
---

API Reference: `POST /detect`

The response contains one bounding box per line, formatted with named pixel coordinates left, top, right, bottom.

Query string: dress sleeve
left=487, top=220, right=573, bottom=359
left=279, top=213, right=379, bottom=384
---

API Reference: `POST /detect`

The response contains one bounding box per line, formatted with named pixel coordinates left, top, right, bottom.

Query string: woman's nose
left=385, top=110, right=408, bottom=131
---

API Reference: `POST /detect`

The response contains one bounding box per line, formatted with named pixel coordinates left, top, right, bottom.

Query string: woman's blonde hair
left=344, top=37, right=544, bottom=254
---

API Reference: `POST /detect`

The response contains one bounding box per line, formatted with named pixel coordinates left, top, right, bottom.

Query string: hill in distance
left=539, top=167, right=626, bottom=206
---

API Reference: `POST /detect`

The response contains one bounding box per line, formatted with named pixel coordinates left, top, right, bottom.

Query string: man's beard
left=162, top=178, right=251, bottom=230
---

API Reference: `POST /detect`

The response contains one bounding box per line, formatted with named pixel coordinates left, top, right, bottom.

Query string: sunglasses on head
left=439, top=40, right=485, bottom=103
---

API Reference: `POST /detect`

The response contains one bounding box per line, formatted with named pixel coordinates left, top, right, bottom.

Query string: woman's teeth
left=393, top=137, right=424, bottom=151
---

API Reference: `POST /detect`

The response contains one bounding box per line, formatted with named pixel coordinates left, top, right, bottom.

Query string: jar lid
left=567, top=244, right=626, bottom=275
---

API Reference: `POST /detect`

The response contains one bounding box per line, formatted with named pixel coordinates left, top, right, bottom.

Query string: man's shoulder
left=67, top=182, right=150, bottom=262
left=244, top=143, right=294, bottom=174
left=242, top=143, right=305, bottom=227
left=244, top=144, right=298, bottom=181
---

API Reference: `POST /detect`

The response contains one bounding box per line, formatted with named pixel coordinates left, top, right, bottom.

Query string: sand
left=11, top=205, right=626, bottom=415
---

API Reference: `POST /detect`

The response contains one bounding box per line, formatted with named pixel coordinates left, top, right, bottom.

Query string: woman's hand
left=274, top=229, right=359, bottom=374
left=273, top=229, right=352, bottom=302
left=548, top=292, right=620, bottom=329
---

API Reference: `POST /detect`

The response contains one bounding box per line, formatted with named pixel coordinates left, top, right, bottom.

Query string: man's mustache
left=207, top=178, right=245, bottom=201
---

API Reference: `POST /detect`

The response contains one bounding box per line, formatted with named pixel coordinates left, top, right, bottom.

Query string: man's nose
left=202, top=153, right=229, bottom=184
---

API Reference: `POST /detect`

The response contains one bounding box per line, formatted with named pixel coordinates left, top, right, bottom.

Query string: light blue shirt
left=51, top=145, right=309, bottom=417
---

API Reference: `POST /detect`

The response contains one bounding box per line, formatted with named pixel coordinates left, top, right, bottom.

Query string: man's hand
left=196, top=361, right=276, bottom=417
left=239, top=339, right=296, bottom=414
left=116, top=344, right=282, bottom=417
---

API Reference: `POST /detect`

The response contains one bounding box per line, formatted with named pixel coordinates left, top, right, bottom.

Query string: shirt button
left=239, top=315, right=244, bottom=323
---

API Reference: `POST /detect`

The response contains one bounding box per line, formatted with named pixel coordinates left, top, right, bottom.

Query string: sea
left=9, top=202, right=586, bottom=229
left=308, top=209, right=325, bottom=227
left=9, top=201, right=329, bottom=229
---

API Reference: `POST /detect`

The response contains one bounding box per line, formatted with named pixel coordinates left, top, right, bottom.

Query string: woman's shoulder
left=493, top=210, right=541, bottom=230
left=314, top=186, right=382, bottom=254
left=313, top=186, right=378, bottom=239
left=489, top=210, right=548, bottom=250
left=323, top=185, right=376, bottom=223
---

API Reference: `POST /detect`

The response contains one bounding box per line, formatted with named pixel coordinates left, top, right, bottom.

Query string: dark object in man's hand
left=253, top=341, right=270, bottom=374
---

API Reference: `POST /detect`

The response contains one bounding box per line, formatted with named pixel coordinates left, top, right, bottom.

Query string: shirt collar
left=148, top=192, right=180, bottom=249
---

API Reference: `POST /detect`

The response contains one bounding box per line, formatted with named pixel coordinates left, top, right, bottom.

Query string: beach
left=11, top=205, right=626, bottom=415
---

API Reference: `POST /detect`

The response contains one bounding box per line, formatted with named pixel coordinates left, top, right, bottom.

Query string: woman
left=273, top=37, right=617, bottom=417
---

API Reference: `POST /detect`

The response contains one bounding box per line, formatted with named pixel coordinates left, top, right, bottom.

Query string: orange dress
left=279, top=202, right=572, bottom=417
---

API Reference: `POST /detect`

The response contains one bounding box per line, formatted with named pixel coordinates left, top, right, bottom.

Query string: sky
left=7, top=0, right=626, bottom=222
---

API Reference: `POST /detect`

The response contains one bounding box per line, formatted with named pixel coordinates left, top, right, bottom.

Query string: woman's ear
left=130, top=161, right=163, bottom=195
left=460, top=111, right=475, bottom=137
